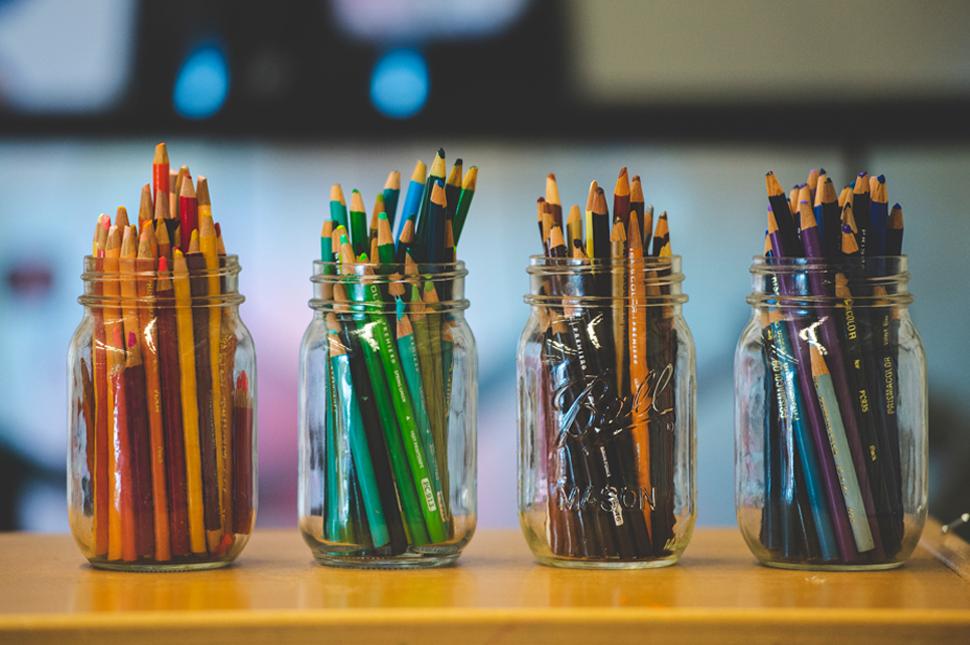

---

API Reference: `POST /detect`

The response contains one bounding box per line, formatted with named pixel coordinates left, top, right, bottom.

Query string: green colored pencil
left=339, top=239, right=429, bottom=545
left=444, top=159, right=462, bottom=224
left=397, top=306, right=449, bottom=526
left=349, top=189, right=368, bottom=257
left=329, top=326, right=391, bottom=548
left=383, top=170, right=401, bottom=232
left=362, top=266, right=448, bottom=541
left=453, top=166, right=477, bottom=245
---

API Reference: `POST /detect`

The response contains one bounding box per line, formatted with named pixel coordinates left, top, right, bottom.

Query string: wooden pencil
left=102, top=225, right=126, bottom=560
left=136, top=225, right=171, bottom=561
left=155, top=255, right=190, bottom=557
left=172, top=249, right=207, bottom=554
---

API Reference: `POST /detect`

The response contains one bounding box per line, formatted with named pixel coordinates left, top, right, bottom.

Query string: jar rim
left=82, top=254, right=242, bottom=279
left=749, top=254, right=907, bottom=273
left=747, top=254, right=912, bottom=307
left=527, top=254, right=683, bottom=273
left=79, top=254, right=244, bottom=308
left=311, top=260, right=467, bottom=283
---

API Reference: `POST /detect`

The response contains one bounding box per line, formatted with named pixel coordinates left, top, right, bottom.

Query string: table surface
left=1, top=525, right=968, bottom=644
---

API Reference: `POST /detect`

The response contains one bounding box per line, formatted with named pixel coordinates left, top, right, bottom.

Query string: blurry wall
left=0, top=0, right=968, bottom=534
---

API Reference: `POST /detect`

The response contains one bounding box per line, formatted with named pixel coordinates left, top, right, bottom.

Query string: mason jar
left=735, top=255, right=927, bottom=570
left=517, top=255, right=696, bottom=568
left=298, top=260, right=477, bottom=568
left=68, top=253, right=257, bottom=571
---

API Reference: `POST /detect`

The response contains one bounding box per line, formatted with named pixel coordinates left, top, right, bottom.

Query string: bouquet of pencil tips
left=313, top=148, right=477, bottom=553
left=756, top=168, right=906, bottom=565
left=75, top=143, right=254, bottom=566
left=531, top=168, right=682, bottom=561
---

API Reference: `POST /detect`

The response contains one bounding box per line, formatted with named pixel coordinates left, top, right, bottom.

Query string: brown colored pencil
left=120, top=226, right=155, bottom=559
left=545, top=173, right=563, bottom=229
left=136, top=226, right=171, bottom=561
left=185, top=232, right=222, bottom=548
left=155, top=256, right=190, bottom=556
left=232, top=371, right=254, bottom=534
left=613, top=167, right=630, bottom=228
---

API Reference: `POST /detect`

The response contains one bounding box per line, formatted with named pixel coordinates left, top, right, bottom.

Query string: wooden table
left=1, top=525, right=968, bottom=644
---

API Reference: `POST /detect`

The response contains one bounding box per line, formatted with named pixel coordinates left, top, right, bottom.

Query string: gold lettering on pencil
left=858, top=388, right=870, bottom=414
left=883, top=357, right=896, bottom=415
left=843, top=301, right=857, bottom=340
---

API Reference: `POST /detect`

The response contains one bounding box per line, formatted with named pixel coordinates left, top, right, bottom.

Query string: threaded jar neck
left=78, top=254, right=244, bottom=309
left=524, top=255, right=687, bottom=308
left=748, top=255, right=911, bottom=309
left=309, top=260, right=469, bottom=315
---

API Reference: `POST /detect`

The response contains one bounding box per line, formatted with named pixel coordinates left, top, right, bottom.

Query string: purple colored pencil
left=768, top=210, right=858, bottom=562
left=798, top=202, right=885, bottom=558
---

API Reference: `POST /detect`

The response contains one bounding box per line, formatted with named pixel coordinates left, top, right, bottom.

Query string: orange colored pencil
left=102, top=225, right=126, bottom=560
left=627, top=211, right=653, bottom=540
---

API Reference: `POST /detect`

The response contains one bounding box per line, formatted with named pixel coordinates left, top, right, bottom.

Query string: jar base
left=88, top=560, right=234, bottom=573
left=757, top=560, right=905, bottom=572
left=533, top=554, right=680, bottom=570
left=312, top=553, right=460, bottom=569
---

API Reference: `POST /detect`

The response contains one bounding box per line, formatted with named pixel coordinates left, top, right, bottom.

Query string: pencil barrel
left=299, top=261, right=477, bottom=568
left=69, top=255, right=256, bottom=570
left=735, top=256, right=927, bottom=570
left=517, top=256, right=695, bottom=568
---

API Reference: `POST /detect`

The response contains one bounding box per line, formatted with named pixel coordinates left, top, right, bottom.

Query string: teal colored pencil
left=329, top=328, right=390, bottom=548
left=329, top=184, right=349, bottom=229
left=415, top=149, right=446, bottom=261
left=764, top=312, right=838, bottom=561
left=320, top=218, right=350, bottom=541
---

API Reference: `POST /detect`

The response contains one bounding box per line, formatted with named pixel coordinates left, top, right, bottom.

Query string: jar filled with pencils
left=299, top=149, right=479, bottom=568
left=517, top=169, right=697, bottom=568
left=299, top=259, right=477, bottom=568
left=735, top=169, right=927, bottom=570
left=67, top=143, right=257, bottom=571
left=68, top=247, right=257, bottom=572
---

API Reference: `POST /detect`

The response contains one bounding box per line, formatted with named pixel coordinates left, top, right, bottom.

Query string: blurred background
left=1, top=0, right=968, bottom=536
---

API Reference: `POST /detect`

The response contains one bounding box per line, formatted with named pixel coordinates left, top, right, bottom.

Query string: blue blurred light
left=370, top=49, right=429, bottom=119
left=173, top=42, right=229, bottom=119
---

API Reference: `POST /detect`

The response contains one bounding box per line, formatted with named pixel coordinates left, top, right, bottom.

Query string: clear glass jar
left=298, top=261, right=477, bottom=568
left=735, top=256, right=927, bottom=570
left=517, top=256, right=696, bottom=568
left=68, top=254, right=257, bottom=571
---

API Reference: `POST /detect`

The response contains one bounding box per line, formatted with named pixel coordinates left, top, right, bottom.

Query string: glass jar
left=517, top=256, right=696, bottom=568
left=735, top=256, right=927, bottom=570
left=298, top=260, right=477, bottom=568
left=68, top=254, right=257, bottom=571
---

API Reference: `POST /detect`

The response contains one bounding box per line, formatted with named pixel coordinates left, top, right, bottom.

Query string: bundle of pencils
left=758, top=168, right=906, bottom=564
left=317, top=148, right=477, bottom=553
left=533, top=169, right=678, bottom=561
left=80, top=143, right=254, bottom=566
